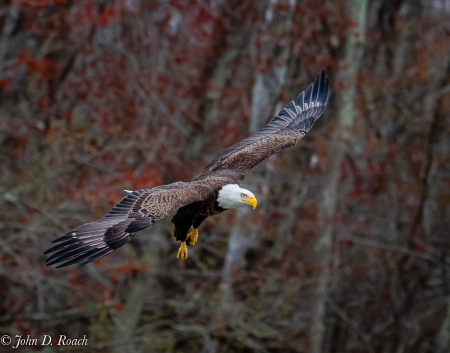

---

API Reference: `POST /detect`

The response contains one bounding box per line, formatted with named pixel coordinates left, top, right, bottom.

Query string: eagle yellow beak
left=246, top=196, right=257, bottom=209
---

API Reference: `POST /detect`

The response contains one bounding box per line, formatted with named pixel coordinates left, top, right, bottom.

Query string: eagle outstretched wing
left=195, top=70, right=330, bottom=179
left=44, top=181, right=214, bottom=268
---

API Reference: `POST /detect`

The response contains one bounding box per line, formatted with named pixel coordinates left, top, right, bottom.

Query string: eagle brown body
left=44, top=71, right=330, bottom=268
left=172, top=169, right=242, bottom=244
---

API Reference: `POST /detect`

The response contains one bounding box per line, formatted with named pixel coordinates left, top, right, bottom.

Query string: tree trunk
left=309, top=0, right=369, bottom=352
left=250, top=0, right=297, bottom=133
left=394, top=0, right=423, bottom=75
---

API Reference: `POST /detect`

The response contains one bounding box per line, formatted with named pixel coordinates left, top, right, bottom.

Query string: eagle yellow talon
left=177, top=242, right=188, bottom=260
left=186, top=228, right=198, bottom=246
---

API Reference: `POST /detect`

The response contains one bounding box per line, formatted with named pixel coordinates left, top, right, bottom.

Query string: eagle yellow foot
left=177, top=242, right=188, bottom=260
left=186, top=228, right=198, bottom=246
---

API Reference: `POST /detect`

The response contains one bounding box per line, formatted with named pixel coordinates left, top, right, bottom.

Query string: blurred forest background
left=1, top=0, right=450, bottom=352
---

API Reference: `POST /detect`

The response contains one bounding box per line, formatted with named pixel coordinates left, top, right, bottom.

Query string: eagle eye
left=241, top=193, right=245, bottom=198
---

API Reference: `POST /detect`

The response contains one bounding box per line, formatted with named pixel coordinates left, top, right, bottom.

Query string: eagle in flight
left=45, top=71, right=330, bottom=268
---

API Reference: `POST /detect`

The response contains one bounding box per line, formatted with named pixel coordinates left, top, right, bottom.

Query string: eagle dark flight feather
left=45, top=71, right=330, bottom=268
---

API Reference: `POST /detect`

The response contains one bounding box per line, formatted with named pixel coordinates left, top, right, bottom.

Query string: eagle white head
left=217, top=184, right=257, bottom=209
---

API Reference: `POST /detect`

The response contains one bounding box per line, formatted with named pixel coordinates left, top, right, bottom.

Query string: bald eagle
left=44, top=71, right=330, bottom=268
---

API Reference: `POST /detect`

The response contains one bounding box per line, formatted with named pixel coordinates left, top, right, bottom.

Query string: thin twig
left=326, top=297, right=375, bottom=353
